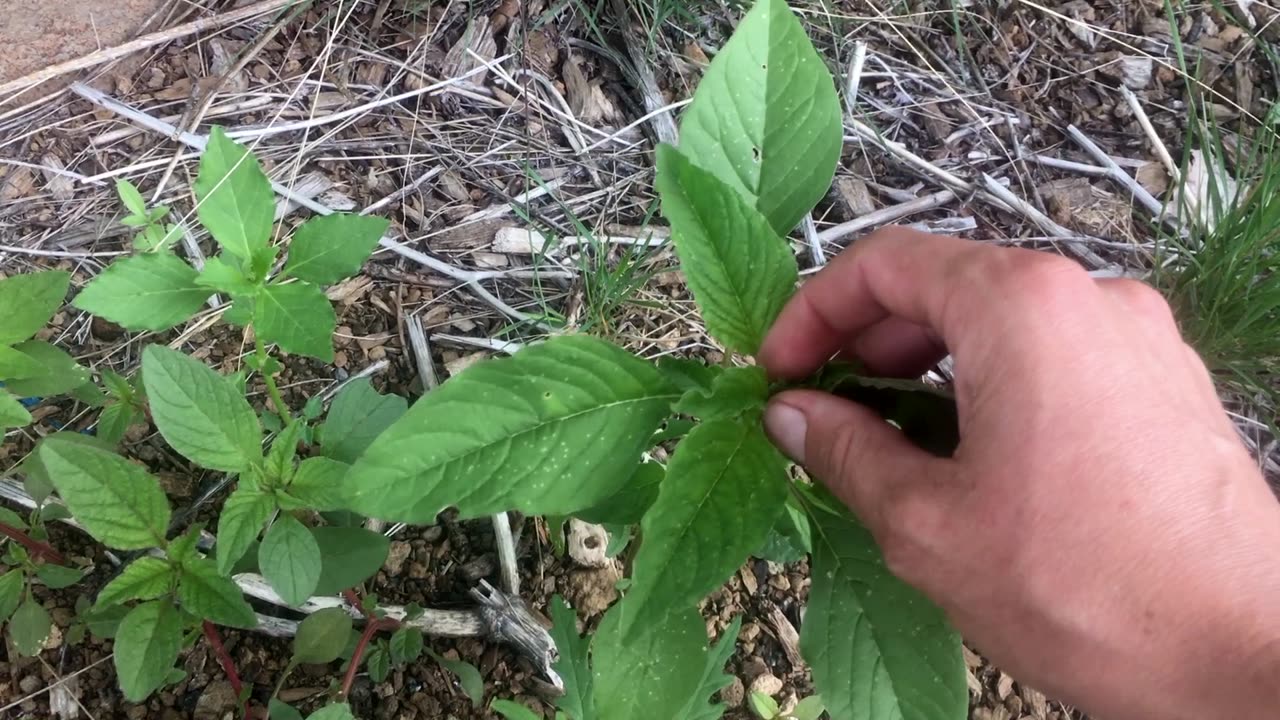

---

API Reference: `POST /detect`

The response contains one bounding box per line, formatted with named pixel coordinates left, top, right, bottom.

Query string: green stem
left=254, top=335, right=291, bottom=426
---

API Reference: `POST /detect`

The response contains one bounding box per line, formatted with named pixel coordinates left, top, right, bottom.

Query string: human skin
left=759, top=227, right=1280, bottom=720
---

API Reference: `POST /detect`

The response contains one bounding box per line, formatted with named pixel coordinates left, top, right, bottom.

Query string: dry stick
left=405, top=316, right=440, bottom=392
left=1065, top=124, right=1179, bottom=233
left=0, top=0, right=303, bottom=100
left=68, top=82, right=560, bottom=328
left=815, top=188, right=958, bottom=245
left=979, top=174, right=1112, bottom=269
left=1119, top=86, right=1181, bottom=185
left=1023, top=153, right=1111, bottom=177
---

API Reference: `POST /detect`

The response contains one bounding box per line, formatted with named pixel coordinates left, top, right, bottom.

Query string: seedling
left=750, top=691, right=825, bottom=720
left=342, top=1, right=967, bottom=718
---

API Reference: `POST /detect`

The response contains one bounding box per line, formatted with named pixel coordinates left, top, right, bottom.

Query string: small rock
left=564, top=566, right=621, bottom=617
left=748, top=673, right=784, bottom=698
left=719, top=676, right=745, bottom=708
left=768, top=574, right=791, bottom=592
left=997, top=672, right=1014, bottom=699
left=127, top=706, right=148, bottom=720
left=1119, top=56, right=1153, bottom=89
left=737, top=567, right=757, bottom=595
left=973, top=706, right=1010, bottom=720
left=195, top=680, right=238, bottom=720
left=740, top=657, right=769, bottom=682
left=739, top=622, right=760, bottom=643
left=407, top=561, right=430, bottom=580
left=384, top=541, right=412, bottom=576
left=19, top=675, right=41, bottom=694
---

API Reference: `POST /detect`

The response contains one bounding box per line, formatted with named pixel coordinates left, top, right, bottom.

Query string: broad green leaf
left=284, top=213, right=389, bottom=285
left=270, top=700, right=306, bottom=720
left=365, top=642, right=391, bottom=681
left=178, top=557, right=258, bottom=628
left=801, top=504, right=966, bottom=720
left=82, top=603, right=130, bottom=639
left=346, top=335, right=677, bottom=522
left=3, top=340, right=90, bottom=397
left=116, top=179, right=148, bottom=217
left=11, top=598, right=52, bottom=656
left=194, top=127, right=274, bottom=262
left=20, top=432, right=112, bottom=504
left=755, top=500, right=812, bottom=564
left=255, top=282, right=336, bottom=361
left=73, top=254, right=210, bottom=331
left=311, top=526, right=389, bottom=595
left=97, top=402, right=139, bottom=445
left=0, top=390, right=31, bottom=430
left=491, top=700, right=544, bottom=720
left=390, top=626, right=424, bottom=664
left=657, top=358, right=722, bottom=393
left=678, top=616, right=742, bottom=720
left=318, top=378, right=407, bottom=464
left=750, top=691, right=781, bottom=719
left=591, top=602, right=707, bottom=720
left=293, top=607, right=352, bottom=664
left=574, top=460, right=663, bottom=526
left=196, top=256, right=258, bottom=295
left=548, top=596, right=594, bottom=720
left=626, top=418, right=788, bottom=632
left=225, top=295, right=254, bottom=327
left=426, top=648, right=484, bottom=707
left=266, top=420, right=307, bottom=482
left=143, top=345, right=262, bottom=472
left=674, top=366, right=769, bottom=421
left=654, top=146, right=797, bottom=355
left=280, top=457, right=347, bottom=511
left=0, top=270, right=69, bottom=345
left=70, top=380, right=107, bottom=407
left=115, top=601, right=183, bottom=702
left=306, top=703, right=356, bottom=720
left=0, top=345, right=44, bottom=380
left=260, top=515, right=321, bottom=605
left=35, top=563, right=84, bottom=589
left=95, top=556, right=173, bottom=608
left=38, top=436, right=170, bottom=550
left=0, top=569, right=22, bottom=621
left=214, top=484, right=274, bottom=574
left=675, top=0, right=842, bottom=235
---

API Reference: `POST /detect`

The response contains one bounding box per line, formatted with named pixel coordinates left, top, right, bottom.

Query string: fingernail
left=764, top=402, right=807, bottom=464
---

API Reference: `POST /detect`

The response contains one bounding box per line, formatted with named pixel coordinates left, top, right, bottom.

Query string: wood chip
left=40, top=154, right=75, bottom=201
left=996, top=672, right=1015, bottom=700
left=442, top=16, right=497, bottom=85
left=493, top=227, right=550, bottom=254
left=762, top=601, right=803, bottom=667
left=1120, top=56, right=1153, bottom=90
left=834, top=176, right=877, bottom=217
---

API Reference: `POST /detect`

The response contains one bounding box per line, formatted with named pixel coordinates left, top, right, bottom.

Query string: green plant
left=750, top=691, right=825, bottom=720
left=115, top=178, right=183, bottom=253
left=342, top=1, right=967, bottom=718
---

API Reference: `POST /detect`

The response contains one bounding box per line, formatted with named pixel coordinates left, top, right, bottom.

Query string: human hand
left=761, top=227, right=1280, bottom=720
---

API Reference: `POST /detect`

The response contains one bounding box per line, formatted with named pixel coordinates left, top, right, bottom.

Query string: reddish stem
left=203, top=621, right=249, bottom=718
left=338, top=589, right=401, bottom=699
left=342, top=588, right=370, bottom=619
left=0, top=522, right=66, bottom=565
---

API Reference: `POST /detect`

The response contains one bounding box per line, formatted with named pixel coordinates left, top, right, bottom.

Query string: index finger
left=759, top=227, right=1035, bottom=379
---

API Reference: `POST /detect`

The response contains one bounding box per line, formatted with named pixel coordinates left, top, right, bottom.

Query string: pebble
left=18, top=675, right=41, bottom=694
left=194, top=681, right=237, bottom=720
left=719, top=676, right=745, bottom=707
left=384, top=541, right=412, bottom=576
left=748, top=672, right=784, bottom=698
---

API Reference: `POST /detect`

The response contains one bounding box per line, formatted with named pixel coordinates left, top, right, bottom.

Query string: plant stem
left=339, top=618, right=384, bottom=700
left=202, top=621, right=248, bottom=718
left=0, top=522, right=66, bottom=564
left=254, top=335, right=291, bottom=426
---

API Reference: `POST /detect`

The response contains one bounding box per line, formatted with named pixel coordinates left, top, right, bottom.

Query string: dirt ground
left=0, top=0, right=1275, bottom=719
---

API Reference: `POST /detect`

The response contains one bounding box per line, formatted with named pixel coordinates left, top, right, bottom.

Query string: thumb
left=764, top=389, right=948, bottom=534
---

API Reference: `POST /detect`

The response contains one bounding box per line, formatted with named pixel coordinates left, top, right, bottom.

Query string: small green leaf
left=38, top=436, right=170, bottom=550
left=346, top=336, right=677, bottom=523
left=0, top=569, right=23, bottom=621
left=167, top=524, right=205, bottom=565
left=194, top=127, right=275, bottom=263
left=366, top=642, right=391, bottom=682
left=143, top=345, right=263, bottom=472
left=657, top=357, right=722, bottom=393
left=116, top=179, right=148, bottom=217
left=266, top=420, right=307, bottom=482
left=97, top=402, right=139, bottom=445
left=591, top=602, right=707, bottom=720
left=270, top=700, right=306, bottom=720
left=673, top=366, right=769, bottom=420
left=293, top=607, right=353, bottom=664
left=95, top=556, right=173, bottom=608
left=11, top=598, right=52, bottom=656
left=196, top=256, right=258, bottom=295
left=73, top=253, right=211, bottom=331
left=115, top=601, right=183, bottom=702
left=255, top=282, right=336, bottom=361
left=574, top=461, right=663, bottom=526
left=626, top=418, right=788, bottom=633
left=281, top=457, right=348, bottom=511
left=801, top=502, right=966, bottom=720
left=224, top=295, right=254, bottom=327
left=3, top=340, right=90, bottom=397
left=178, top=558, right=258, bottom=628
left=426, top=649, right=484, bottom=707
left=755, top=500, right=811, bottom=564
left=133, top=223, right=182, bottom=253
left=389, top=626, right=424, bottom=664
left=788, top=696, right=825, bottom=720
left=318, top=378, right=407, bottom=464
left=284, top=213, right=389, bottom=285
left=0, top=270, right=70, bottom=345
left=311, top=526, right=389, bottom=596
left=678, top=616, right=742, bottom=720
left=217, top=481, right=275, bottom=571
left=749, top=691, right=781, bottom=719
left=676, top=0, right=842, bottom=235
left=0, top=390, right=32, bottom=430
left=101, top=369, right=134, bottom=399
left=655, top=145, right=797, bottom=355
left=306, top=703, right=356, bottom=720
left=490, top=700, right=544, bottom=720
left=69, top=380, right=107, bottom=407
left=260, top=515, right=322, bottom=606
left=548, top=596, right=594, bottom=719
left=0, top=345, right=45, bottom=380
left=35, top=563, right=84, bottom=589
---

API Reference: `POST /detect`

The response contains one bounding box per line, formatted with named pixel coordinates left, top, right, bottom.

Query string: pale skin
left=760, top=227, right=1280, bottom=720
